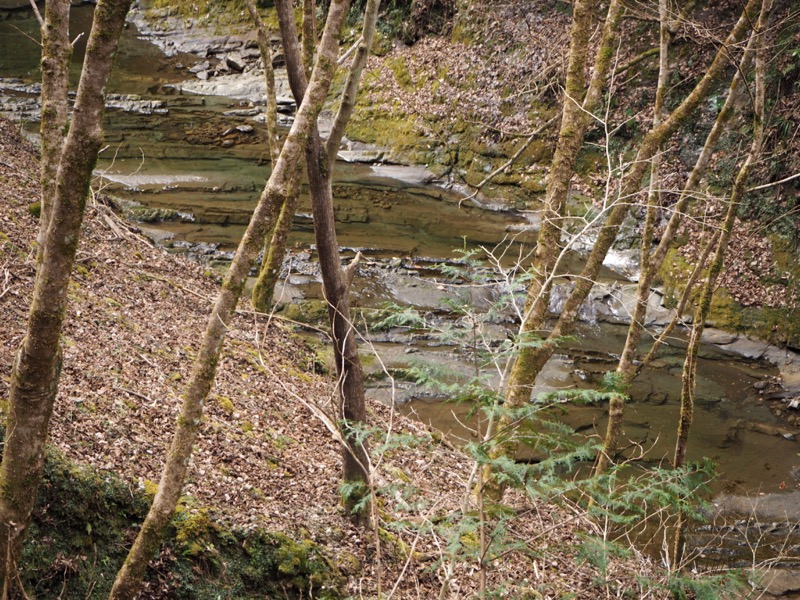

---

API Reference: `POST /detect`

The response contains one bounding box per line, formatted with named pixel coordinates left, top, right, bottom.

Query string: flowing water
left=3, top=6, right=800, bottom=582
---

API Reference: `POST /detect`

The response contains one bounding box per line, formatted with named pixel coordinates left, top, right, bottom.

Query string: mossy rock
left=659, top=251, right=800, bottom=348
left=708, top=295, right=800, bottom=349
left=500, top=138, right=552, bottom=165
left=574, top=148, right=606, bottom=177
left=707, top=289, right=745, bottom=332
left=519, top=175, right=547, bottom=194
left=346, top=105, right=431, bottom=165
left=125, top=206, right=180, bottom=223
left=467, top=139, right=503, bottom=159
left=281, top=299, right=329, bottom=326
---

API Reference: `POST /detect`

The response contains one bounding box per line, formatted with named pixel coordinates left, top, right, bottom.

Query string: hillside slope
left=0, top=117, right=683, bottom=597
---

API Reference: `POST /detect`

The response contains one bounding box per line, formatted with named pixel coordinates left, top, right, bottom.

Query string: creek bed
left=3, top=6, right=800, bottom=588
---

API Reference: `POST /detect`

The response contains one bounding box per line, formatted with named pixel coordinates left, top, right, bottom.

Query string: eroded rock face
left=0, top=0, right=30, bottom=9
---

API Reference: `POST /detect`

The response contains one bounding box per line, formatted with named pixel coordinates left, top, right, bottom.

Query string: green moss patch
left=21, top=444, right=343, bottom=598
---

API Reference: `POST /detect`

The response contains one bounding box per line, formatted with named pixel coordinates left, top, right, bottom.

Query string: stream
left=3, top=4, right=800, bottom=590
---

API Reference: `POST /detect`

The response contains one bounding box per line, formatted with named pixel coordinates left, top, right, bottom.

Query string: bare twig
left=27, top=0, right=43, bottom=26
left=459, top=115, right=560, bottom=206
left=114, top=386, right=155, bottom=406
left=747, top=170, right=800, bottom=192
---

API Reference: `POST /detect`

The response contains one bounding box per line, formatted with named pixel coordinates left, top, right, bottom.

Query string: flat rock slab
left=713, top=491, right=800, bottom=521
left=750, top=569, right=800, bottom=597
left=701, top=328, right=739, bottom=345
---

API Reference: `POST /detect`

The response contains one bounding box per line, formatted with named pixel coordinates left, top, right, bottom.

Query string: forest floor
left=0, top=118, right=678, bottom=597
left=2, top=1, right=798, bottom=596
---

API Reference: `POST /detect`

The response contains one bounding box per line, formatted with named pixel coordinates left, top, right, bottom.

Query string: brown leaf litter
left=0, top=117, right=673, bottom=597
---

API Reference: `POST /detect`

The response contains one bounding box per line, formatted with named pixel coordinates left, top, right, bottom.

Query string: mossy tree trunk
left=246, top=0, right=301, bottom=312
left=507, top=0, right=621, bottom=382
left=597, top=13, right=761, bottom=475
left=672, top=1, right=770, bottom=568
left=481, top=0, right=623, bottom=497
left=107, top=3, right=353, bottom=598
left=275, top=0, right=380, bottom=526
left=486, top=0, right=762, bottom=496
left=0, top=0, right=133, bottom=592
left=37, top=0, right=71, bottom=250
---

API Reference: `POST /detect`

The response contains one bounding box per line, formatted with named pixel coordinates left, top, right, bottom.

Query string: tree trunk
left=485, top=0, right=761, bottom=496
left=508, top=0, right=621, bottom=387
left=0, top=0, right=133, bottom=592
left=275, top=0, right=379, bottom=524
left=108, top=3, right=352, bottom=598
left=673, top=4, right=769, bottom=568
left=598, top=15, right=761, bottom=474
left=37, top=0, right=71, bottom=250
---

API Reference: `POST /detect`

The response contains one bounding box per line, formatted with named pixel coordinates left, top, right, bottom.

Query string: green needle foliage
left=363, top=246, right=747, bottom=597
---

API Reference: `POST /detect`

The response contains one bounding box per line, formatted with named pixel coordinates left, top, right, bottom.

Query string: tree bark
left=275, top=0, right=379, bottom=524
left=673, top=2, right=770, bottom=567
left=37, top=0, right=71, bottom=250
left=244, top=0, right=281, bottom=166
left=485, top=0, right=761, bottom=496
left=0, top=0, right=133, bottom=592
left=108, top=3, right=352, bottom=598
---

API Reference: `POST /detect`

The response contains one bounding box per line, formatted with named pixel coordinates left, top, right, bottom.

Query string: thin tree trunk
left=597, top=17, right=761, bottom=474
left=317, top=0, right=379, bottom=523
left=485, top=0, right=761, bottom=497
left=595, top=0, right=671, bottom=475
left=252, top=183, right=301, bottom=310
left=672, top=2, right=770, bottom=569
left=244, top=0, right=281, bottom=165
left=275, top=0, right=379, bottom=524
left=0, top=0, right=133, bottom=591
left=324, top=0, right=380, bottom=163
left=250, top=0, right=366, bottom=313
left=617, top=32, right=757, bottom=382
left=37, top=0, right=71, bottom=250
left=108, top=4, right=352, bottom=598
left=245, top=0, right=300, bottom=312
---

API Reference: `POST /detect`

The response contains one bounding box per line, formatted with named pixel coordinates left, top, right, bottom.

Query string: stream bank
left=3, top=2, right=800, bottom=594
left=3, top=0, right=800, bottom=491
